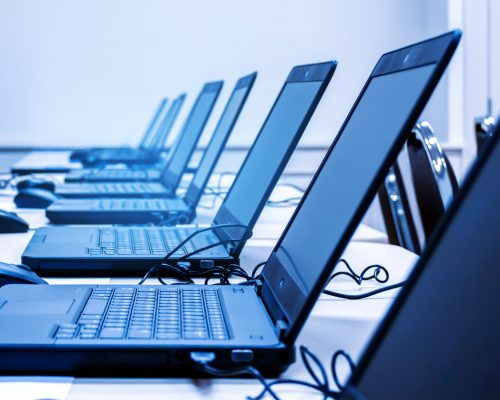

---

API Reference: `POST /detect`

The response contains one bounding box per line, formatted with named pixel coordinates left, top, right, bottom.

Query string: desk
left=0, top=154, right=418, bottom=400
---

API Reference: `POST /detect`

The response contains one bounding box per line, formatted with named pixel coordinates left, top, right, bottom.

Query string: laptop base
left=0, top=345, right=293, bottom=377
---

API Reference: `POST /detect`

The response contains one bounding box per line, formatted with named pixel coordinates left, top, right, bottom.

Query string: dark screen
left=221, top=81, right=322, bottom=225
left=275, top=65, right=435, bottom=300
left=352, top=133, right=499, bottom=399
left=163, top=92, right=218, bottom=181
left=190, top=88, right=247, bottom=192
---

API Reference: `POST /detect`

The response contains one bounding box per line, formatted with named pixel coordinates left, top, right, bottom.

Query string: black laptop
left=342, top=120, right=499, bottom=400
left=74, top=98, right=173, bottom=166
left=0, top=31, right=461, bottom=377
left=46, top=73, right=257, bottom=224
left=68, top=97, right=168, bottom=163
left=65, top=94, right=186, bottom=183
left=22, top=62, right=337, bottom=275
left=54, top=81, right=223, bottom=198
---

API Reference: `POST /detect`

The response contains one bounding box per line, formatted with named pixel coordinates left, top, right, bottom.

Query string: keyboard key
left=82, top=299, right=108, bottom=315
left=184, top=330, right=209, bottom=340
left=128, top=329, right=152, bottom=339
left=156, top=332, right=180, bottom=340
left=100, top=327, right=125, bottom=339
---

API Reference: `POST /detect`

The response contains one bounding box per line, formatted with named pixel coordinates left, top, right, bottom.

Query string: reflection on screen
left=165, top=92, right=218, bottom=180
left=222, top=81, right=322, bottom=225
left=275, top=65, right=435, bottom=302
left=190, top=88, right=247, bottom=192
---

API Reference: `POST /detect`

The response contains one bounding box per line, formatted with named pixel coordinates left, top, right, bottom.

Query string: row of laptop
left=3, top=30, right=497, bottom=395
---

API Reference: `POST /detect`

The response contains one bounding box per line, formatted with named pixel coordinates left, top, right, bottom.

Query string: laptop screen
left=219, top=80, right=322, bottom=227
left=148, top=95, right=185, bottom=155
left=349, top=127, right=499, bottom=399
left=161, top=83, right=222, bottom=190
left=185, top=77, right=254, bottom=207
left=138, top=98, right=168, bottom=149
left=267, top=64, right=436, bottom=331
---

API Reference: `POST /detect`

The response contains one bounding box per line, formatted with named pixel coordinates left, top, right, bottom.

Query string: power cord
left=193, top=345, right=355, bottom=400
left=200, top=172, right=306, bottom=209
left=138, top=224, right=253, bottom=285
left=0, top=173, right=20, bottom=189
left=322, top=259, right=406, bottom=300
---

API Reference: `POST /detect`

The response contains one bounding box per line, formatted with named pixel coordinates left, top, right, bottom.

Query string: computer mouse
left=81, top=155, right=100, bottom=167
left=0, top=209, right=29, bottom=233
left=70, top=150, right=88, bottom=161
left=14, top=188, right=59, bottom=209
left=0, top=261, right=47, bottom=287
left=16, top=177, right=56, bottom=192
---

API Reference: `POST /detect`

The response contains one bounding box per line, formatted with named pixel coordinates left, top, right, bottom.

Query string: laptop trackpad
left=0, top=299, right=75, bottom=315
left=43, top=230, right=94, bottom=244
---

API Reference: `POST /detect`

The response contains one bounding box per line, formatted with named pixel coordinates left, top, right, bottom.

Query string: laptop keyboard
left=88, top=227, right=217, bottom=257
left=54, top=287, right=229, bottom=341
left=85, top=170, right=148, bottom=180
left=98, top=199, right=180, bottom=211
left=90, top=182, right=164, bottom=193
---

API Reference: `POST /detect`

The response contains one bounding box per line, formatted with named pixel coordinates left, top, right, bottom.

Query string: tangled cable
left=194, top=345, right=355, bottom=399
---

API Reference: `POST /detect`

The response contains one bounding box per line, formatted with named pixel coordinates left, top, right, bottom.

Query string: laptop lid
left=148, top=94, right=186, bottom=157
left=183, top=73, right=257, bottom=209
left=212, top=62, right=337, bottom=252
left=138, top=98, right=168, bottom=149
left=343, top=124, right=499, bottom=399
left=159, top=81, right=223, bottom=190
left=257, top=31, right=461, bottom=345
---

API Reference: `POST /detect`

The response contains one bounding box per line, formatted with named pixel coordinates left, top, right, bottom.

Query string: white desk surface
left=11, top=151, right=81, bottom=170
left=0, top=155, right=419, bottom=400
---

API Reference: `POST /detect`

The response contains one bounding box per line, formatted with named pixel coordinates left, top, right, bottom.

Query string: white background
left=0, top=0, right=460, bottom=149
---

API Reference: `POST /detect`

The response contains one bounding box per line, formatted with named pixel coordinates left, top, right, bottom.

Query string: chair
left=378, top=163, right=421, bottom=254
left=407, top=121, right=458, bottom=240
left=475, top=114, right=496, bottom=153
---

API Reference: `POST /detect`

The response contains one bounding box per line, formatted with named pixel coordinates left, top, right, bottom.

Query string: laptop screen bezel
left=159, top=81, right=223, bottom=191
left=212, top=61, right=337, bottom=253
left=183, top=73, right=257, bottom=209
left=258, top=31, right=462, bottom=346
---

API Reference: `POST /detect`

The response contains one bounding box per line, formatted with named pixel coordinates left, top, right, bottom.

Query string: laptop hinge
left=275, top=320, right=289, bottom=340
left=252, top=279, right=263, bottom=293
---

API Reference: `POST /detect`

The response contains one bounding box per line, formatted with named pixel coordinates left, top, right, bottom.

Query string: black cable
left=331, top=350, right=355, bottom=391
left=251, top=261, right=266, bottom=279
left=202, top=172, right=305, bottom=209
left=194, top=345, right=354, bottom=400
left=0, top=173, right=19, bottom=189
left=323, top=281, right=407, bottom=300
left=322, top=258, right=406, bottom=300
left=138, top=224, right=253, bottom=285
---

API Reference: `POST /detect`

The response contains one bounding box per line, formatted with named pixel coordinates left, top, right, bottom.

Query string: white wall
left=0, top=0, right=453, bottom=149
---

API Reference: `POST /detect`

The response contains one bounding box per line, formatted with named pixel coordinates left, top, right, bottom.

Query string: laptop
left=0, top=31, right=461, bottom=377
left=22, top=61, right=337, bottom=275
left=46, top=73, right=257, bottom=224
left=65, top=95, right=186, bottom=183
left=54, top=81, right=223, bottom=198
left=342, top=121, right=498, bottom=400
left=70, top=97, right=169, bottom=165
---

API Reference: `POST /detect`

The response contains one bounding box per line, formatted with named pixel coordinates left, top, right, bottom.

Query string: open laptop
left=46, top=73, right=257, bottom=224
left=0, top=31, right=461, bottom=377
left=65, top=94, right=186, bottom=183
left=22, top=61, right=337, bottom=275
left=342, top=120, right=498, bottom=400
left=54, top=81, right=223, bottom=198
left=71, top=97, right=169, bottom=166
